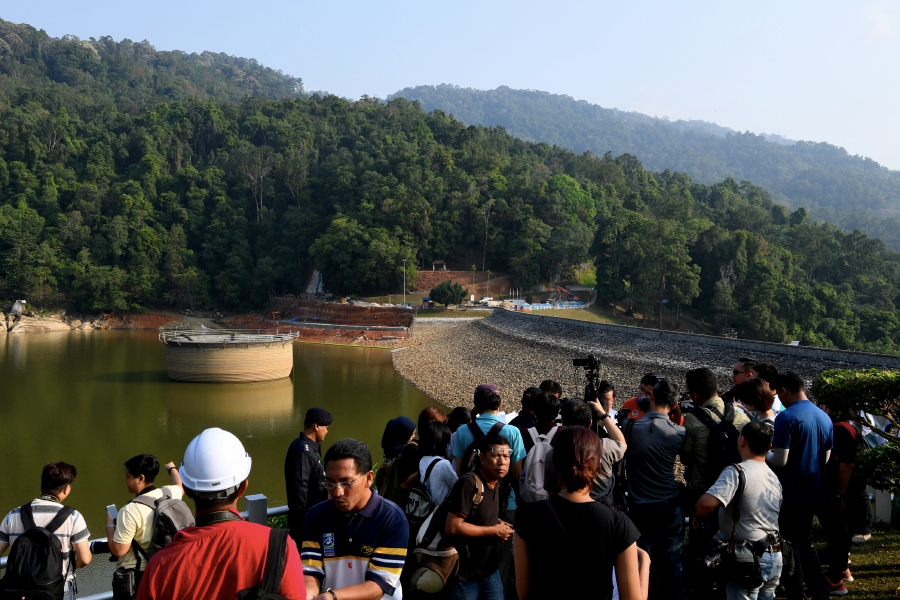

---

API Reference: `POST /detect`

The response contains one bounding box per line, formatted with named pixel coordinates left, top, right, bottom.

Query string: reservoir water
left=0, top=331, right=437, bottom=593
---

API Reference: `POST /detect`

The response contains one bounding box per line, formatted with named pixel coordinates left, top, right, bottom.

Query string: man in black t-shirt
left=818, top=400, right=866, bottom=589
left=508, top=387, right=541, bottom=430
left=444, top=435, right=515, bottom=600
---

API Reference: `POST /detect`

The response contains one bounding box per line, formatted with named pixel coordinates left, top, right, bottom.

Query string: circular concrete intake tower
left=159, top=329, right=299, bottom=382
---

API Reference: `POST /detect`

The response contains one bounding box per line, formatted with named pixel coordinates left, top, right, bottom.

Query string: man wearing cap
left=137, top=428, right=305, bottom=599
left=451, top=385, right=526, bottom=600
left=285, top=408, right=332, bottom=550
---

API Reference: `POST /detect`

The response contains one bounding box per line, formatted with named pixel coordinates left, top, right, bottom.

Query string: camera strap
left=728, top=463, right=746, bottom=552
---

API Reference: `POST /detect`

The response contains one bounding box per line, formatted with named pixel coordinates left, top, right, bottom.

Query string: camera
left=572, top=355, right=600, bottom=370
left=572, top=355, right=602, bottom=403
left=678, top=391, right=695, bottom=415
left=697, top=538, right=731, bottom=572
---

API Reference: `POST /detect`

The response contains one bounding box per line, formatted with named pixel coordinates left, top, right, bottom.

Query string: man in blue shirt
left=302, top=439, right=409, bottom=600
left=451, top=384, right=526, bottom=599
left=769, top=372, right=834, bottom=599
left=625, top=379, right=686, bottom=600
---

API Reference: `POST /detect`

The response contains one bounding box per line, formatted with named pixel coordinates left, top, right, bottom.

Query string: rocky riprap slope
left=393, top=311, right=877, bottom=409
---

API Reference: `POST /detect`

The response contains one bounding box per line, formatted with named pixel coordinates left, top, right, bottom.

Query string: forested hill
left=4, top=21, right=900, bottom=354
left=390, top=85, right=900, bottom=214
left=0, top=18, right=303, bottom=109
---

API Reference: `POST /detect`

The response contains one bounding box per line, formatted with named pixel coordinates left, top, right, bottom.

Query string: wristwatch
left=325, top=589, right=337, bottom=600
left=597, top=412, right=610, bottom=421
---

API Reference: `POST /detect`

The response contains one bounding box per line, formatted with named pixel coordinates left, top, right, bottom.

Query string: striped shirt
left=0, top=499, right=90, bottom=584
left=302, top=491, right=408, bottom=599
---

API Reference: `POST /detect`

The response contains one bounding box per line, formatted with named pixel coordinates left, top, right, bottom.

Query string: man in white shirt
left=106, top=453, right=184, bottom=599
left=0, top=462, right=92, bottom=600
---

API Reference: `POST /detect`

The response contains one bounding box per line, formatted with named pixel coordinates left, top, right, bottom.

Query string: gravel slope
left=393, top=311, right=877, bottom=410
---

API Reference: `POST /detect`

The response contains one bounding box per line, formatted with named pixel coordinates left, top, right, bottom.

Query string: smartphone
left=106, top=504, right=118, bottom=520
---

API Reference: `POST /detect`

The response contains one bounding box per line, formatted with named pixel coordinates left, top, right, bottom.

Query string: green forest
left=3, top=19, right=900, bottom=353
left=391, top=85, right=900, bottom=216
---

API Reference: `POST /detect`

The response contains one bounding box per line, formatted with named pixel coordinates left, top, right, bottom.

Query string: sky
left=4, top=0, right=900, bottom=169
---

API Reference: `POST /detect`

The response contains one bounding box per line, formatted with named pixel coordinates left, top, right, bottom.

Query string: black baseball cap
left=305, top=407, right=333, bottom=426
left=521, top=387, right=542, bottom=406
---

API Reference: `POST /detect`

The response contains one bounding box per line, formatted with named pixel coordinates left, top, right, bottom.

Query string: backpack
left=835, top=421, right=872, bottom=456
left=612, top=419, right=636, bottom=514
left=519, top=426, right=559, bottom=503
left=129, top=492, right=195, bottom=557
left=693, top=403, right=742, bottom=488
left=405, top=458, right=443, bottom=535
left=237, top=528, right=290, bottom=600
left=0, top=503, right=74, bottom=600
left=411, top=472, right=486, bottom=594
left=377, top=440, right=418, bottom=507
left=460, top=421, right=506, bottom=475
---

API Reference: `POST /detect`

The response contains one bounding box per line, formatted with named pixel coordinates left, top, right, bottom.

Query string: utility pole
left=402, top=259, right=407, bottom=306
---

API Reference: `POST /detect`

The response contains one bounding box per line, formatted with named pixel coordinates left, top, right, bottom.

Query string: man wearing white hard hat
left=137, top=428, right=305, bottom=599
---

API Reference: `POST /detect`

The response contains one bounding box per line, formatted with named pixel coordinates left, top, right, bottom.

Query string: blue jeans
left=727, top=551, right=783, bottom=600
left=63, top=579, right=77, bottom=600
left=451, top=569, right=504, bottom=600
left=629, top=500, right=684, bottom=600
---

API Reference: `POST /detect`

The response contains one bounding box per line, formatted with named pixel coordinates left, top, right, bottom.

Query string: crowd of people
left=0, top=356, right=878, bottom=600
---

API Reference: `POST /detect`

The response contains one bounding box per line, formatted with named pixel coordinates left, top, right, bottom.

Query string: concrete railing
left=0, top=495, right=289, bottom=599
left=502, top=310, right=900, bottom=368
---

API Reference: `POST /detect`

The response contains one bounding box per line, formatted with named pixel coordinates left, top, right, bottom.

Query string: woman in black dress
left=514, top=426, right=650, bottom=600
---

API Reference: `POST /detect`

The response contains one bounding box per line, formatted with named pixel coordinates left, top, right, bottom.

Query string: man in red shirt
left=137, top=428, right=305, bottom=600
left=621, top=374, right=657, bottom=421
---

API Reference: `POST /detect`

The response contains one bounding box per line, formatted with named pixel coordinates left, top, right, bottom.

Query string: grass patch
left=529, top=305, right=631, bottom=325
left=268, top=514, right=289, bottom=529
left=816, top=524, right=900, bottom=600
left=531, top=308, right=613, bottom=323
left=416, top=309, right=492, bottom=318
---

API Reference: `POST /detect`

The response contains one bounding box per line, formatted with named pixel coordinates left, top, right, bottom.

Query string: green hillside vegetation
left=390, top=85, right=900, bottom=216
left=0, top=18, right=303, bottom=111
left=3, top=22, right=900, bottom=353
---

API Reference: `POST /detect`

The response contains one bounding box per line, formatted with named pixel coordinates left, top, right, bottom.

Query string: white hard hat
left=180, top=428, right=252, bottom=499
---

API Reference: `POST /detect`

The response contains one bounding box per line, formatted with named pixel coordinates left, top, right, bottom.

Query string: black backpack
left=0, top=503, right=74, bottom=600
left=237, top=528, right=291, bottom=600
left=460, top=422, right=506, bottom=475
left=405, top=458, right=443, bottom=532
left=693, top=403, right=742, bottom=488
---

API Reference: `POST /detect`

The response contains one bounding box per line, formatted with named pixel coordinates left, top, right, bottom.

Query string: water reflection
left=0, top=332, right=441, bottom=594
left=165, top=378, right=295, bottom=436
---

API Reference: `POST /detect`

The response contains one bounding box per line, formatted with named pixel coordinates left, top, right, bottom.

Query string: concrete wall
left=504, top=311, right=900, bottom=369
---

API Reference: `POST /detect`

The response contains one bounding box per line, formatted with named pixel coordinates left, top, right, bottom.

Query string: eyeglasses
left=324, top=474, right=365, bottom=491
left=733, top=370, right=746, bottom=375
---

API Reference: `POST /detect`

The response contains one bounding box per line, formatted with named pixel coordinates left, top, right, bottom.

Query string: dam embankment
left=393, top=310, right=899, bottom=409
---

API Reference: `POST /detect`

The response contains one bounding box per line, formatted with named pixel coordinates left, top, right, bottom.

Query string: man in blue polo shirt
left=768, top=372, right=834, bottom=600
left=302, top=439, right=409, bottom=600
left=451, top=384, right=525, bottom=599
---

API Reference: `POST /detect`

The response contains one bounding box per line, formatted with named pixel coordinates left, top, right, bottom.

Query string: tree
left=430, top=280, right=467, bottom=309
left=234, top=145, right=276, bottom=221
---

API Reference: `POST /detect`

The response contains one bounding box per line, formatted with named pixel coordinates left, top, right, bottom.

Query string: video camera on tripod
left=572, top=355, right=602, bottom=403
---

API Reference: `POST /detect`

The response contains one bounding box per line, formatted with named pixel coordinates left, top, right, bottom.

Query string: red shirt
left=137, top=516, right=305, bottom=600
left=621, top=397, right=646, bottom=420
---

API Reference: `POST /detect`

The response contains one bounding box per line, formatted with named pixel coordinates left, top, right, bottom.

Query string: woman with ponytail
left=514, top=426, right=650, bottom=600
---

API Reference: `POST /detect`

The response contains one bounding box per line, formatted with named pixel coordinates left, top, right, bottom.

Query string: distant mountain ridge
left=0, top=17, right=303, bottom=108
left=390, top=85, right=900, bottom=214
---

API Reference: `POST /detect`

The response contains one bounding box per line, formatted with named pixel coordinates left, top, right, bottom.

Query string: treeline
left=390, top=85, right=900, bottom=215
left=2, top=21, right=900, bottom=354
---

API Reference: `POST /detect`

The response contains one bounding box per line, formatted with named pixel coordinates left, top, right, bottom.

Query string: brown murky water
left=0, top=331, right=437, bottom=594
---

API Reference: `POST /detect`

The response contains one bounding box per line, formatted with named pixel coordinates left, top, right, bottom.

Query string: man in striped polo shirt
left=0, top=462, right=92, bottom=600
left=302, top=439, right=409, bottom=600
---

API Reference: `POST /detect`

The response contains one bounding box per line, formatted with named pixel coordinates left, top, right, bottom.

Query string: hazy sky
left=5, top=0, right=900, bottom=169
